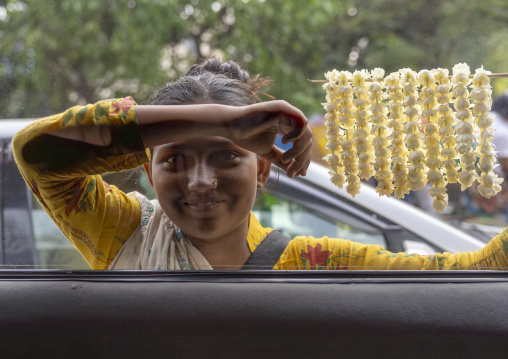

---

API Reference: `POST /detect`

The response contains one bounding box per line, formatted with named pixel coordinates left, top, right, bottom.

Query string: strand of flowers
left=336, top=71, right=361, bottom=197
left=452, top=63, right=478, bottom=191
left=435, top=68, right=459, bottom=187
left=352, top=70, right=375, bottom=182
left=472, top=67, right=503, bottom=197
left=369, top=68, right=393, bottom=196
left=418, top=69, right=448, bottom=211
left=384, top=71, right=409, bottom=199
left=322, top=70, right=346, bottom=188
left=401, top=68, right=426, bottom=192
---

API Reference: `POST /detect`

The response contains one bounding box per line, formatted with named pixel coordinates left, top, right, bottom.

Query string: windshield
left=1, top=0, right=508, bottom=270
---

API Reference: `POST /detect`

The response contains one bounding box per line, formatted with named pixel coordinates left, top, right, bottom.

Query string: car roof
left=301, top=162, right=486, bottom=252
left=0, top=119, right=35, bottom=139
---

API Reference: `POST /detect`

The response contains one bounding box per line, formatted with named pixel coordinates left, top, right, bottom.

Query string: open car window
left=1, top=1, right=508, bottom=271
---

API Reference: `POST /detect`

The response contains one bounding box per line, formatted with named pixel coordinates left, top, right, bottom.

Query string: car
left=4, top=119, right=508, bottom=358
left=2, top=121, right=508, bottom=358
left=0, top=119, right=493, bottom=269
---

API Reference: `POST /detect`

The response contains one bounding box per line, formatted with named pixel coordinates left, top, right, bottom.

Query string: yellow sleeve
left=274, top=228, right=508, bottom=270
left=12, top=97, right=149, bottom=269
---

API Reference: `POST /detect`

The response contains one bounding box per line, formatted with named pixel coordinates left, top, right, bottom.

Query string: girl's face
left=145, top=136, right=270, bottom=244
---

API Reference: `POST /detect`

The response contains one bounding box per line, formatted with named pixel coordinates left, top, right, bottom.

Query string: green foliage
left=1, top=0, right=508, bottom=119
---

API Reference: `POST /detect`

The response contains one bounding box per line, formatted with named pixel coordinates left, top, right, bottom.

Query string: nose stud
left=212, top=178, right=218, bottom=185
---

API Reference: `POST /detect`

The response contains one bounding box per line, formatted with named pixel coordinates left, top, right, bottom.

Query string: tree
left=1, top=0, right=508, bottom=119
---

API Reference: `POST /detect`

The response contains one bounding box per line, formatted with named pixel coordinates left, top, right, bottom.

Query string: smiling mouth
left=185, top=200, right=224, bottom=213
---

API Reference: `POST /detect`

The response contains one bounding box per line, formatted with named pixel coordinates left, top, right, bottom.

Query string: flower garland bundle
left=321, top=63, right=502, bottom=212
left=472, top=67, right=503, bottom=197
left=401, top=68, right=426, bottom=193
left=419, top=69, right=448, bottom=211
left=452, top=64, right=478, bottom=191
left=336, top=71, right=362, bottom=197
left=435, top=68, right=459, bottom=185
left=370, top=68, right=393, bottom=196
left=352, top=70, right=375, bottom=181
left=385, top=71, right=409, bottom=199
left=322, top=70, right=346, bottom=188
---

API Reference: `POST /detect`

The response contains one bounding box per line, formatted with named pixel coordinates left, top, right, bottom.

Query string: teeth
left=189, top=201, right=218, bottom=207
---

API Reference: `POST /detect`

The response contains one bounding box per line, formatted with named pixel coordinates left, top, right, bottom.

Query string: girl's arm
left=50, top=100, right=312, bottom=177
left=13, top=97, right=146, bottom=269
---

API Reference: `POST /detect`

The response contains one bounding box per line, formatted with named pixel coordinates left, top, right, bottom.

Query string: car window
left=31, top=195, right=89, bottom=269
left=2, top=1, right=507, bottom=272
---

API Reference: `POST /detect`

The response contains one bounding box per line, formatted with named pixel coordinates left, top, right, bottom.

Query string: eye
left=217, top=151, right=239, bottom=161
left=162, top=154, right=182, bottom=169
left=211, top=151, right=240, bottom=167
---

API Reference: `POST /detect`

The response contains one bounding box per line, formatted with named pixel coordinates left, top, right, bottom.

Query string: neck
left=186, top=223, right=251, bottom=270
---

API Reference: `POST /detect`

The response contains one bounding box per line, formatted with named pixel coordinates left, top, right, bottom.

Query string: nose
left=187, top=160, right=218, bottom=192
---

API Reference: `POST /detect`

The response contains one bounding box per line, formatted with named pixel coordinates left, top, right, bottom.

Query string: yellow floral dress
left=12, top=97, right=508, bottom=270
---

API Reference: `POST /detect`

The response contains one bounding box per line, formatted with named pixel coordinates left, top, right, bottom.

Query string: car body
left=0, top=119, right=493, bottom=269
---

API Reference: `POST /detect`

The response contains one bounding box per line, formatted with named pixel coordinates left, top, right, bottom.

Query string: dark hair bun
left=186, top=57, right=250, bottom=83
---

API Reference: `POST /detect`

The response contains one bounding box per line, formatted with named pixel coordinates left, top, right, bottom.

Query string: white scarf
left=109, top=192, right=213, bottom=270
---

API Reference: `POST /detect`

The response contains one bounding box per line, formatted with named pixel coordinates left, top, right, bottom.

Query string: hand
left=227, top=100, right=312, bottom=177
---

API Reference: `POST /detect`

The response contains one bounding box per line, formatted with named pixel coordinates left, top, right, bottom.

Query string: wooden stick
left=309, top=72, right=508, bottom=83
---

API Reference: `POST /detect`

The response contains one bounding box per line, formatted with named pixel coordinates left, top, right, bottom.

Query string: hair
left=147, top=57, right=271, bottom=161
left=150, top=57, right=272, bottom=107
left=492, top=94, right=508, bottom=118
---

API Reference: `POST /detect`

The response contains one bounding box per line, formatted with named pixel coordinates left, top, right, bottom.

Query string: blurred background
left=2, top=0, right=508, bottom=225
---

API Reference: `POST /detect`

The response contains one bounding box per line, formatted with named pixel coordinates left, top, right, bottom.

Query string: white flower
left=436, top=84, right=450, bottom=94
left=433, top=197, right=448, bottom=212
left=330, top=173, right=346, bottom=188
left=479, top=128, right=495, bottom=142
left=476, top=114, right=494, bottom=129
left=458, top=170, right=479, bottom=191
left=473, top=103, right=489, bottom=116
left=405, top=107, right=419, bottom=119
left=471, top=88, right=488, bottom=102
left=452, top=86, right=468, bottom=98
left=454, top=97, right=470, bottom=110
left=323, top=153, right=339, bottom=166
left=429, top=186, right=447, bottom=197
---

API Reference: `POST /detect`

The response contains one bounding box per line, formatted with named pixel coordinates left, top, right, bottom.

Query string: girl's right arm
left=49, top=100, right=312, bottom=178
left=12, top=97, right=147, bottom=269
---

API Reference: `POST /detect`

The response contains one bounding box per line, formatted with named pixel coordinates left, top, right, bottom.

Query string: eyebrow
left=157, top=138, right=236, bottom=152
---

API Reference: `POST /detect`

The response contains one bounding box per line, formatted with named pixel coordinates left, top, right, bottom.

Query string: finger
left=281, top=118, right=310, bottom=144
left=260, top=146, right=289, bottom=172
left=280, top=129, right=313, bottom=164
left=295, top=157, right=311, bottom=177
left=286, top=142, right=312, bottom=177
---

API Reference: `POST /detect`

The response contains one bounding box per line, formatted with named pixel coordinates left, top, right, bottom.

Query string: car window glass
left=31, top=195, right=89, bottom=269
left=252, top=193, right=387, bottom=247
left=2, top=1, right=507, bottom=272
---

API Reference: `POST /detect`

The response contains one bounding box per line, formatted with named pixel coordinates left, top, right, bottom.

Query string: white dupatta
left=109, top=192, right=213, bottom=270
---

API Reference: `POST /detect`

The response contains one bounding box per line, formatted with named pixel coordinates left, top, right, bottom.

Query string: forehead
left=152, top=136, right=243, bottom=156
